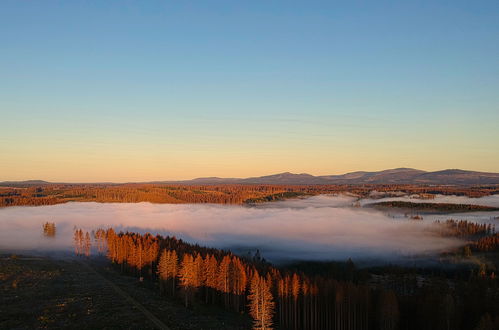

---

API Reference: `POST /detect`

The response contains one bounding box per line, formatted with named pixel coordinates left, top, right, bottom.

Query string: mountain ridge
left=2, top=168, right=499, bottom=186
left=171, top=168, right=499, bottom=185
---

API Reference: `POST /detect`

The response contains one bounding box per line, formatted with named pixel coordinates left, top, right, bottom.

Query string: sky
left=1, top=1, right=498, bottom=182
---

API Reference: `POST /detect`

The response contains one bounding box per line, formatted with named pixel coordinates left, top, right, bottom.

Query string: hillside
left=167, top=168, right=499, bottom=185
left=3, top=168, right=499, bottom=186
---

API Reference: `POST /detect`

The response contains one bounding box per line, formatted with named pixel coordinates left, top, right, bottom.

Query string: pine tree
left=168, top=250, right=178, bottom=295
left=230, top=256, right=248, bottom=312
left=157, top=249, right=170, bottom=294
left=178, top=253, right=196, bottom=307
left=106, top=228, right=117, bottom=261
left=84, top=231, right=91, bottom=257
left=218, top=255, right=231, bottom=307
left=193, top=253, right=205, bottom=288
left=73, top=229, right=80, bottom=256
left=204, top=254, right=219, bottom=304
left=248, top=271, right=275, bottom=330
left=291, top=273, right=300, bottom=329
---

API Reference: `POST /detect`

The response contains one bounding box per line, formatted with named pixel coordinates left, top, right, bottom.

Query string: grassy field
left=0, top=254, right=251, bottom=330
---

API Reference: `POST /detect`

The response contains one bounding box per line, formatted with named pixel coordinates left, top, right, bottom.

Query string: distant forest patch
left=1, top=184, right=498, bottom=208
left=370, top=201, right=499, bottom=212
left=243, top=191, right=310, bottom=203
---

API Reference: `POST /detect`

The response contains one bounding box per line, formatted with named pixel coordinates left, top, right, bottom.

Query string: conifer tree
left=218, top=255, right=231, bottom=307
left=157, top=249, right=178, bottom=295
left=291, top=273, right=300, bottom=329
left=204, top=254, right=219, bottom=303
left=178, top=253, right=196, bottom=307
left=73, top=229, right=81, bottom=256
left=84, top=231, right=91, bottom=257
left=158, top=249, right=169, bottom=294
left=169, top=250, right=178, bottom=294
left=248, top=271, right=275, bottom=330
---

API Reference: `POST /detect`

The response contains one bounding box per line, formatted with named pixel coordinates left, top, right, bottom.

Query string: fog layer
left=0, top=195, right=467, bottom=262
left=360, top=194, right=499, bottom=207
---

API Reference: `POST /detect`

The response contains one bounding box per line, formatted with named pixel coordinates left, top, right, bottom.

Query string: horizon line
left=2, top=167, right=499, bottom=184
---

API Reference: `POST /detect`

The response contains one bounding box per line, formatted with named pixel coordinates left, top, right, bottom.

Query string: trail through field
left=76, top=259, right=170, bottom=330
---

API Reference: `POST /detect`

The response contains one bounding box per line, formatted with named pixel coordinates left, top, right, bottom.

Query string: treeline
left=1, top=184, right=316, bottom=207
left=393, top=186, right=499, bottom=198
left=373, top=201, right=499, bottom=212
left=42, top=222, right=56, bottom=237
left=345, top=185, right=499, bottom=198
left=96, top=229, right=395, bottom=330
left=73, top=229, right=92, bottom=257
left=73, top=227, right=499, bottom=330
left=433, top=219, right=499, bottom=254
left=72, top=228, right=107, bottom=257
left=473, top=234, right=499, bottom=252
left=434, top=219, right=495, bottom=238
left=244, top=191, right=309, bottom=203
left=2, top=184, right=498, bottom=207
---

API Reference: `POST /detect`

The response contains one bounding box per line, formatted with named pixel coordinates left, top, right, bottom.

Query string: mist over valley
left=3, top=194, right=497, bottom=264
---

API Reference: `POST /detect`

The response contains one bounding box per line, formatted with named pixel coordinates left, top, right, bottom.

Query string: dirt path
left=76, top=259, right=170, bottom=330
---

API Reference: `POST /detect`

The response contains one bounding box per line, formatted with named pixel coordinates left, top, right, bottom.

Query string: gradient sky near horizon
left=1, top=1, right=498, bottom=182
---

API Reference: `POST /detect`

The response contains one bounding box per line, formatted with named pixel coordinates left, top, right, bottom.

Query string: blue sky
left=1, top=1, right=498, bottom=181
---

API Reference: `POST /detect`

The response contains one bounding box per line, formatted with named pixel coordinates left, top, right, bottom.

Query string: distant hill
left=0, top=180, right=51, bottom=187
left=166, top=168, right=499, bottom=185
left=318, top=168, right=427, bottom=184
left=242, top=172, right=325, bottom=184
left=3, top=168, right=499, bottom=186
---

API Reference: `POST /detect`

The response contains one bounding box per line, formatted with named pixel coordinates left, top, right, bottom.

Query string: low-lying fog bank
left=0, top=194, right=476, bottom=263
left=360, top=193, right=499, bottom=207
left=356, top=194, right=499, bottom=224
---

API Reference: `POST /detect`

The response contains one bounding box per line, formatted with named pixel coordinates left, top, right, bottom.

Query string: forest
left=372, top=201, right=499, bottom=212
left=70, top=218, right=499, bottom=330
left=1, top=183, right=498, bottom=207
